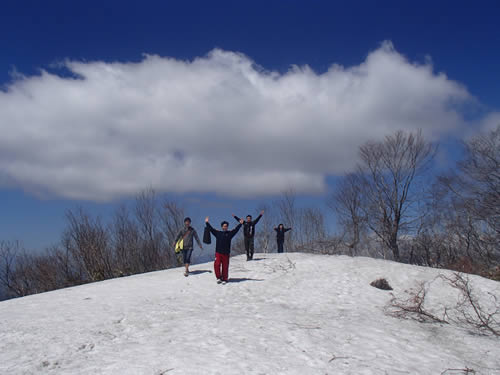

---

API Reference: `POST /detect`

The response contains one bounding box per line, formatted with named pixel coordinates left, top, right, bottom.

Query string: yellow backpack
left=175, top=229, right=191, bottom=253
left=175, top=239, right=183, bottom=253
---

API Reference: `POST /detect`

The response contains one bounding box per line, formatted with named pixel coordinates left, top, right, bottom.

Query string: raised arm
left=205, top=217, right=218, bottom=236
left=253, top=210, right=264, bottom=225
left=232, top=213, right=241, bottom=222
left=285, top=228, right=292, bottom=232
left=229, top=220, right=243, bottom=239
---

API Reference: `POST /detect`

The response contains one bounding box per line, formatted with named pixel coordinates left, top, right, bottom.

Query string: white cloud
left=0, top=42, right=477, bottom=201
left=479, top=112, right=500, bottom=132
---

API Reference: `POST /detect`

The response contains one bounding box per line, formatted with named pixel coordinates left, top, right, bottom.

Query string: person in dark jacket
left=274, top=224, right=292, bottom=253
left=233, top=210, right=264, bottom=261
left=205, top=216, right=243, bottom=284
left=174, top=217, right=203, bottom=277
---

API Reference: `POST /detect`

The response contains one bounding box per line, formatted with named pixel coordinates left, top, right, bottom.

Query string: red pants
left=214, top=253, right=230, bottom=281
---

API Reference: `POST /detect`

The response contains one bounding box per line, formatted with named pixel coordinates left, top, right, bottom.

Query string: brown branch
left=387, top=281, right=449, bottom=324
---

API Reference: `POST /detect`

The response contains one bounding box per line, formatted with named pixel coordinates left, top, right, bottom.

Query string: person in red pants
left=205, top=216, right=243, bottom=284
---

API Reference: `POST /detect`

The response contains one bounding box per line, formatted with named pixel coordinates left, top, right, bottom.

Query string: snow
left=1, top=253, right=499, bottom=375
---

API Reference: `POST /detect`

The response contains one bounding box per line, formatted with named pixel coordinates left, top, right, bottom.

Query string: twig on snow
left=329, top=354, right=349, bottom=362
left=440, top=367, right=476, bottom=374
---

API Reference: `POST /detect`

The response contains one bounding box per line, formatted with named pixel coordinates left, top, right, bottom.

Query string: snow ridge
left=1, top=253, right=499, bottom=374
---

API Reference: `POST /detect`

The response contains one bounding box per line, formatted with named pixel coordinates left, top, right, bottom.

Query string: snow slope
left=1, top=253, right=499, bottom=375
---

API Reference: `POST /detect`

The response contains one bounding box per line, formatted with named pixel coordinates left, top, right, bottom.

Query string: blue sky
left=1, top=0, right=499, bottom=250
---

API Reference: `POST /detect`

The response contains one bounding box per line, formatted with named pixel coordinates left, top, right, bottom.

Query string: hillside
left=1, top=253, right=499, bottom=374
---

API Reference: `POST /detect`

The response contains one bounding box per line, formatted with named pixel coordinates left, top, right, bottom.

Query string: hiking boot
left=184, top=271, right=189, bottom=277
left=217, top=279, right=222, bottom=284
left=221, top=280, right=227, bottom=285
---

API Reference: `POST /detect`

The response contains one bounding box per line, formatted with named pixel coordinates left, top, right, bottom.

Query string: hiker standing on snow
left=205, top=216, right=243, bottom=284
left=274, top=224, right=292, bottom=253
left=174, top=217, right=203, bottom=277
left=233, top=210, right=264, bottom=261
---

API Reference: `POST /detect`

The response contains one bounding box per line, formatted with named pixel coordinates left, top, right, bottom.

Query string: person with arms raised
left=232, top=210, right=264, bottom=260
left=274, top=224, right=292, bottom=253
left=205, top=216, right=243, bottom=284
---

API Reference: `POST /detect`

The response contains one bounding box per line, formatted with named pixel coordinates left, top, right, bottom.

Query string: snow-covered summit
left=1, top=253, right=499, bottom=374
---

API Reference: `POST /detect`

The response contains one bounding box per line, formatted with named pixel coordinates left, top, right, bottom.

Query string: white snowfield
left=1, top=253, right=499, bottom=375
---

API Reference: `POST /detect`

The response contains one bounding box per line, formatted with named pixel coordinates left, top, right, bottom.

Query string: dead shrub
left=387, top=272, right=500, bottom=336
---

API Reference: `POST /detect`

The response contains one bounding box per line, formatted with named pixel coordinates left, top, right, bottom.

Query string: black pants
left=277, top=239, right=284, bottom=253
left=244, top=237, right=254, bottom=259
left=182, top=249, right=193, bottom=264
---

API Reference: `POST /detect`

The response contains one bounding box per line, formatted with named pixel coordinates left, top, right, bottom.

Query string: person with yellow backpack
left=174, top=217, right=203, bottom=277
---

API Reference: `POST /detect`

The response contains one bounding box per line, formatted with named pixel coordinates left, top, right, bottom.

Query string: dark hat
left=184, top=217, right=191, bottom=223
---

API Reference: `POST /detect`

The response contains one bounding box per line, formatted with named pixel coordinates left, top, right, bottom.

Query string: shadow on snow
left=227, top=277, right=265, bottom=283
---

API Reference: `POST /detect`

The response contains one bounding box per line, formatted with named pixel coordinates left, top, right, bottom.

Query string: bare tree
left=63, top=207, right=113, bottom=281
left=298, top=207, right=327, bottom=246
left=23, top=251, right=65, bottom=293
left=159, top=199, right=185, bottom=267
left=357, top=130, right=436, bottom=261
left=274, top=190, right=333, bottom=253
left=439, top=125, right=500, bottom=269
left=111, top=204, right=143, bottom=275
left=1, top=190, right=188, bottom=300
left=46, top=244, right=84, bottom=286
left=328, top=173, right=366, bottom=256
left=134, top=189, right=166, bottom=271
left=0, top=246, right=46, bottom=297
left=0, top=241, right=22, bottom=298
left=456, top=125, right=500, bottom=232
left=255, top=203, right=276, bottom=253
left=6, top=251, right=37, bottom=297
left=276, top=189, right=298, bottom=250
left=1, top=240, right=86, bottom=299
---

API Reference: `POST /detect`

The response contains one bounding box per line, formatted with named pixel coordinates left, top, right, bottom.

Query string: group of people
left=173, top=211, right=292, bottom=284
